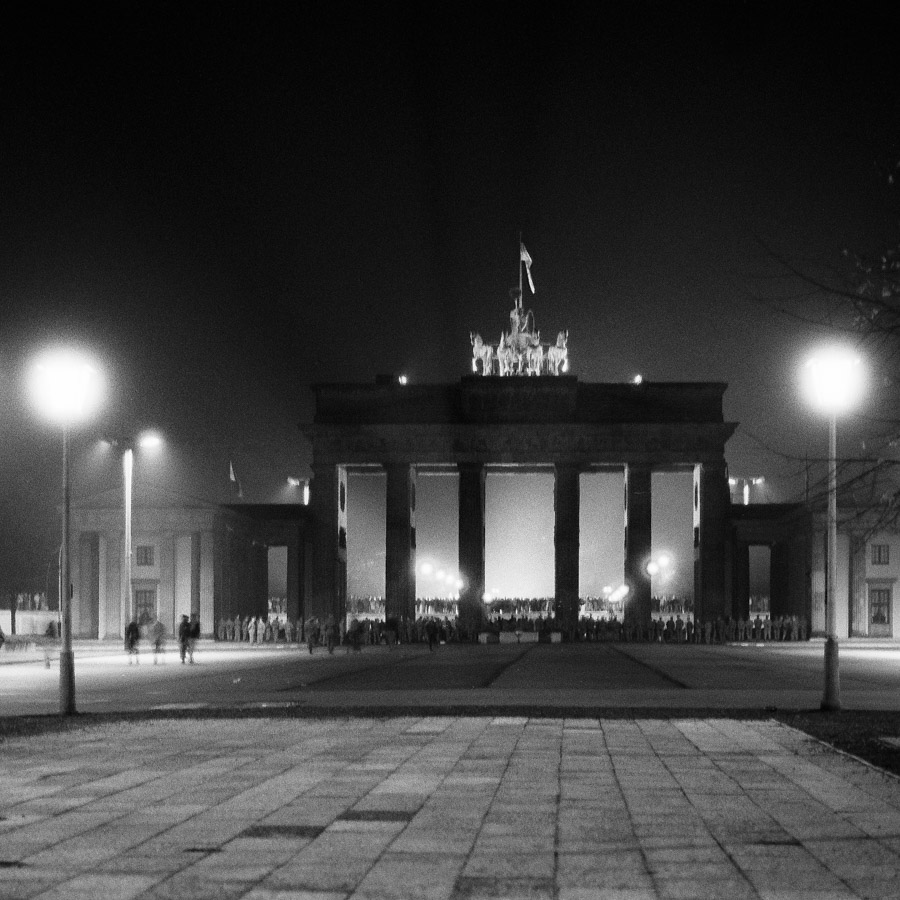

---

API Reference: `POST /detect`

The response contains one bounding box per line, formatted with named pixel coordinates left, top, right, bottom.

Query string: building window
left=872, top=544, right=890, bottom=566
left=136, top=545, right=154, bottom=566
left=134, top=588, right=156, bottom=625
left=870, top=588, right=891, bottom=626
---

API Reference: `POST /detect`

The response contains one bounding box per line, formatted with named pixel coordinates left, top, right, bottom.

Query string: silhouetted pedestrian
left=125, top=618, right=140, bottom=664
left=178, top=614, right=191, bottom=663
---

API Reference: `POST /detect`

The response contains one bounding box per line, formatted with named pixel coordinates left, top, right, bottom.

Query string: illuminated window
left=872, top=544, right=890, bottom=566
left=870, top=588, right=891, bottom=625
left=136, top=545, right=154, bottom=566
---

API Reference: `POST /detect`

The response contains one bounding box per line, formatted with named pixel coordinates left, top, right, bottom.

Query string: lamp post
left=29, top=349, right=103, bottom=716
left=803, top=347, right=864, bottom=712
left=117, top=432, right=162, bottom=626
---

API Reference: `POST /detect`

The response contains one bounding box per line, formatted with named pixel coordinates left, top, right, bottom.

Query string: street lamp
left=109, top=431, right=163, bottom=628
left=802, top=346, right=865, bottom=712
left=29, top=349, right=103, bottom=715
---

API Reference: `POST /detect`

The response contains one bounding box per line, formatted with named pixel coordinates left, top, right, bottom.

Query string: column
left=694, top=460, right=729, bottom=624
left=199, top=530, right=214, bottom=635
left=385, top=463, right=416, bottom=624
left=624, top=464, right=652, bottom=632
left=309, top=463, right=348, bottom=622
left=554, top=463, right=580, bottom=637
left=286, top=531, right=302, bottom=624
left=732, top=541, right=750, bottom=621
left=458, top=462, right=486, bottom=637
left=849, top=535, right=867, bottom=636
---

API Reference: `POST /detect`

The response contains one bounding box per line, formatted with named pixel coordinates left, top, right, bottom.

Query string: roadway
left=3, top=638, right=900, bottom=716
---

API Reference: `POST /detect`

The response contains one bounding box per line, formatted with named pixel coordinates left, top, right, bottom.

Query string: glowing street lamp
left=29, top=349, right=103, bottom=716
left=802, top=346, right=865, bottom=712
left=121, top=431, right=163, bottom=626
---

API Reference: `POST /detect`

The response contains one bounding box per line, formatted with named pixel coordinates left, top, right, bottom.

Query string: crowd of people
left=571, top=613, right=809, bottom=643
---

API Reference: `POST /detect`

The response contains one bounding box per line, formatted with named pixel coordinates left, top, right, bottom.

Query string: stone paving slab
left=2, top=718, right=900, bottom=898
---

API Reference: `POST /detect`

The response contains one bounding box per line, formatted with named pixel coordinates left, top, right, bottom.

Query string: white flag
left=520, top=243, right=535, bottom=293
left=229, top=461, right=243, bottom=499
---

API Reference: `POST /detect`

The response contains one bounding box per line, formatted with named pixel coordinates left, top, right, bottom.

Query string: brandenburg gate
left=302, top=376, right=736, bottom=635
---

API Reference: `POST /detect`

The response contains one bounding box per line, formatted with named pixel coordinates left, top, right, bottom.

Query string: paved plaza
left=4, top=642, right=900, bottom=897
left=3, top=715, right=900, bottom=899
left=5, top=639, right=900, bottom=716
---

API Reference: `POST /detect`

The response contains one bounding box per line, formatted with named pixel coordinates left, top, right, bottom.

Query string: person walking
left=125, top=618, right=140, bottom=665
left=325, top=614, right=336, bottom=654
left=151, top=617, right=165, bottom=664
left=425, top=617, right=438, bottom=651
left=306, top=616, right=320, bottom=654
left=178, top=614, right=191, bottom=664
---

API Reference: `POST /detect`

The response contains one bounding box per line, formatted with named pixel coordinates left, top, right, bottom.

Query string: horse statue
left=497, top=332, right=515, bottom=376
left=527, top=332, right=544, bottom=375
left=548, top=330, right=568, bottom=375
left=470, top=331, right=493, bottom=376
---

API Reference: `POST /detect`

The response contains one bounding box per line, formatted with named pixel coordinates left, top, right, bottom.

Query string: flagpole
left=518, top=232, right=523, bottom=311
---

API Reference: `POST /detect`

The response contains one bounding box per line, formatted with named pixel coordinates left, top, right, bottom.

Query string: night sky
left=2, top=3, right=898, bottom=596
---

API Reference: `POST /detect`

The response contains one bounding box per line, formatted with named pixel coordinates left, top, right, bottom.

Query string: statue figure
left=548, top=330, right=568, bottom=375
left=470, top=331, right=493, bottom=376
left=527, top=333, right=544, bottom=375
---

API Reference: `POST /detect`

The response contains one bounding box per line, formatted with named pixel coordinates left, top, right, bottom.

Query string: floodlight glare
left=646, top=561, right=659, bottom=576
left=420, top=561, right=434, bottom=576
left=658, top=553, right=671, bottom=569
left=138, top=431, right=162, bottom=450
left=802, top=347, right=864, bottom=415
left=30, top=349, right=103, bottom=425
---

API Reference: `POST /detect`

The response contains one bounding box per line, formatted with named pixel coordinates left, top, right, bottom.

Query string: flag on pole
left=520, top=243, right=535, bottom=294
left=229, top=461, right=243, bottom=499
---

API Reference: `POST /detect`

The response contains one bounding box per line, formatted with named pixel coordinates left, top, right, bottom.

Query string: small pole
left=822, top=412, right=840, bottom=711
left=60, top=425, right=76, bottom=715
left=518, top=232, right=523, bottom=311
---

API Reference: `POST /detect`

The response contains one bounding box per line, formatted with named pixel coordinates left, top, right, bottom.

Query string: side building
left=69, top=486, right=311, bottom=638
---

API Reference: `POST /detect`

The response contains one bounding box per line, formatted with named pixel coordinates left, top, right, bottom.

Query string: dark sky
left=2, top=3, right=899, bottom=591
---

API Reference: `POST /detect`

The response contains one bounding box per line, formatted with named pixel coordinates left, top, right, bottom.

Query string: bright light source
left=802, top=347, right=865, bottom=415
left=436, top=569, right=446, bottom=581
left=562, top=359, right=569, bottom=373
left=646, top=560, right=659, bottom=576
left=303, top=483, right=310, bottom=505
left=398, top=374, right=408, bottom=385
left=609, top=584, right=630, bottom=603
left=420, top=561, right=434, bottom=576
left=481, top=592, right=491, bottom=602
left=633, top=374, right=643, bottom=385
left=602, top=585, right=612, bottom=596
left=728, top=477, right=737, bottom=486
left=30, top=349, right=103, bottom=426
left=138, top=431, right=162, bottom=450
left=455, top=578, right=464, bottom=589
left=658, top=553, right=671, bottom=569
left=287, top=476, right=301, bottom=487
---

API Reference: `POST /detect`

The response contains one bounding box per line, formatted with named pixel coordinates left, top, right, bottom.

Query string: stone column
left=694, top=460, right=729, bottom=624
left=309, top=463, right=348, bottom=623
left=554, top=463, right=580, bottom=637
left=732, top=541, right=750, bottom=621
left=458, top=463, right=486, bottom=638
left=849, top=534, right=867, bottom=636
left=624, top=464, right=652, bottom=632
left=385, top=463, right=416, bottom=624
